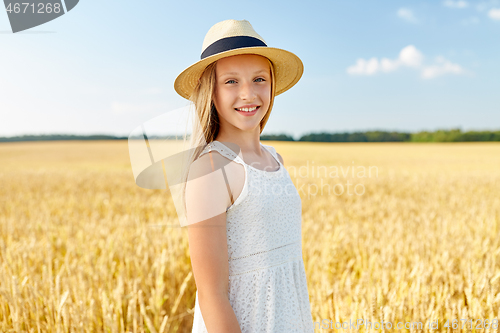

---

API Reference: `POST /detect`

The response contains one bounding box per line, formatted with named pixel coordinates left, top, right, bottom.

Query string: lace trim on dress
left=229, top=240, right=300, bottom=260
left=228, top=240, right=302, bottom=276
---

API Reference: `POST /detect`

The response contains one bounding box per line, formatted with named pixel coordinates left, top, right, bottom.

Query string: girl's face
left=213, top=54, right=271, bottom=133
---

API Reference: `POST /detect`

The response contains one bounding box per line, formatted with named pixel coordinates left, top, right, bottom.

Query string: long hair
left=179, top=56, right=276, bottom=221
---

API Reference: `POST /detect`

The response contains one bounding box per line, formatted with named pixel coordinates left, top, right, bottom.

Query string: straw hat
left=174, top=19, right=304, bottom=100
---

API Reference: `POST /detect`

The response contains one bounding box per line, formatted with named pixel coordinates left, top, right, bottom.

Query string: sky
left=1, top=0, right=499, bottom=140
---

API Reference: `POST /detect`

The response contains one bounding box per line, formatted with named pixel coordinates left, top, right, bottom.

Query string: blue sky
left=1, top=0, right=499, bottom=140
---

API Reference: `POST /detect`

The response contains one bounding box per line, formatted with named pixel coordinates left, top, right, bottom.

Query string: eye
left=255, top=77, right=266, bottom=82
left=225, top=79, right=236, bottom=84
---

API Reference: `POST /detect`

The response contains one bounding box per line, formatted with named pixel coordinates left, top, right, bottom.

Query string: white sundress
left=190, top=140, right=314, bottom=333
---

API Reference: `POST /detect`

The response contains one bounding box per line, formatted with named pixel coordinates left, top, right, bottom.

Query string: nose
left=239, top=80, right=256, bottom=101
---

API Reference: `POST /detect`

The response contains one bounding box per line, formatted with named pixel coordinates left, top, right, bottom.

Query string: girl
left=174, top=19, right=314, bottom=333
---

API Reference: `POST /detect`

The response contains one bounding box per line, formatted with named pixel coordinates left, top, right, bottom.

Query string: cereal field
left=0, top=141, right=499, bottom=332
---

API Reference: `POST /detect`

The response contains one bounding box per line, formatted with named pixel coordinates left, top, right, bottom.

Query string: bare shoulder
left=186, top=149, right=245, bottom=221
left=185, top=151, right=233, bottom=225
left=190, top=149, right=244, bottom=184
left=189, top=150, right=230, bottom=180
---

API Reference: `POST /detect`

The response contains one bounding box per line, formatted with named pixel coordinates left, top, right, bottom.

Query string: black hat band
left=200, top=36, right=267, bottom=60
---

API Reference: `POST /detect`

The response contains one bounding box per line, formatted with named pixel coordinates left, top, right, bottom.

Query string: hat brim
left=174, top=46, right=303, bottom=100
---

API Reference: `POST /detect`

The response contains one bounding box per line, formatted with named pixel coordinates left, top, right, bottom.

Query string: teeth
left=237, top=106, right=258, bottom=112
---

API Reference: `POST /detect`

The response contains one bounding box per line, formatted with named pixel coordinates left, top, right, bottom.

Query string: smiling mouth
left=234, top=106, right=260, bottom=112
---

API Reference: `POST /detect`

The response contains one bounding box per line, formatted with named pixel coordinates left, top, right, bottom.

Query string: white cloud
left=399, top=45, right=424, bottom=67
left=380, top=58, right=400, bottom=72
left=346, top=46, right=469, bottom=80
left=488, top=8, right=500, bottom=19
left=443, top=0, right=469, bottom=8
left=346, top=58, right=379, bottom=75
left=346, top=45, right=423, bottom=75
left=397, top=8, right=418, bottom=23
left=421, top=56, right=465, bottom=79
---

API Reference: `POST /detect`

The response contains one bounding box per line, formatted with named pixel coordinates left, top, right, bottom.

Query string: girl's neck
left=214, top=131, right=262, bottom=156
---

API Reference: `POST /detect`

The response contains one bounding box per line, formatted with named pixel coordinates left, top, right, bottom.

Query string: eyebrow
left=219, top=69, right=269, bottom=76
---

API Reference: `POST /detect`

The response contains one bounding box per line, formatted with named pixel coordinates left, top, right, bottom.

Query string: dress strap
left=199, top=141, right=246, bottom=166
left=261, top=143, right=279, bottom=163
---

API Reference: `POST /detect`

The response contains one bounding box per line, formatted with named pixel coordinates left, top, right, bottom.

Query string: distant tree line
left=284, top=128, right=500, bottom=142
left=295, top=131, right=411, bottom=142
left=1, top=129, right=500, bottom=142
left=408, top=129, right=500, bottom=142
left=259, top=134, right=296, bottom=141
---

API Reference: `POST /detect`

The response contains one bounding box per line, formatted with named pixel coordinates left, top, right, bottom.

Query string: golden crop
left=0, top=141, right=499, bottom=332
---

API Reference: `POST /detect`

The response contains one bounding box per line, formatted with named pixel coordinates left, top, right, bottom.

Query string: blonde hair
left=179, top=56, right=276, bottom=220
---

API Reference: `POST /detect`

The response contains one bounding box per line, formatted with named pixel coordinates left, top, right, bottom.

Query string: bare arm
left=185, top=152, right=242, bottom=333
